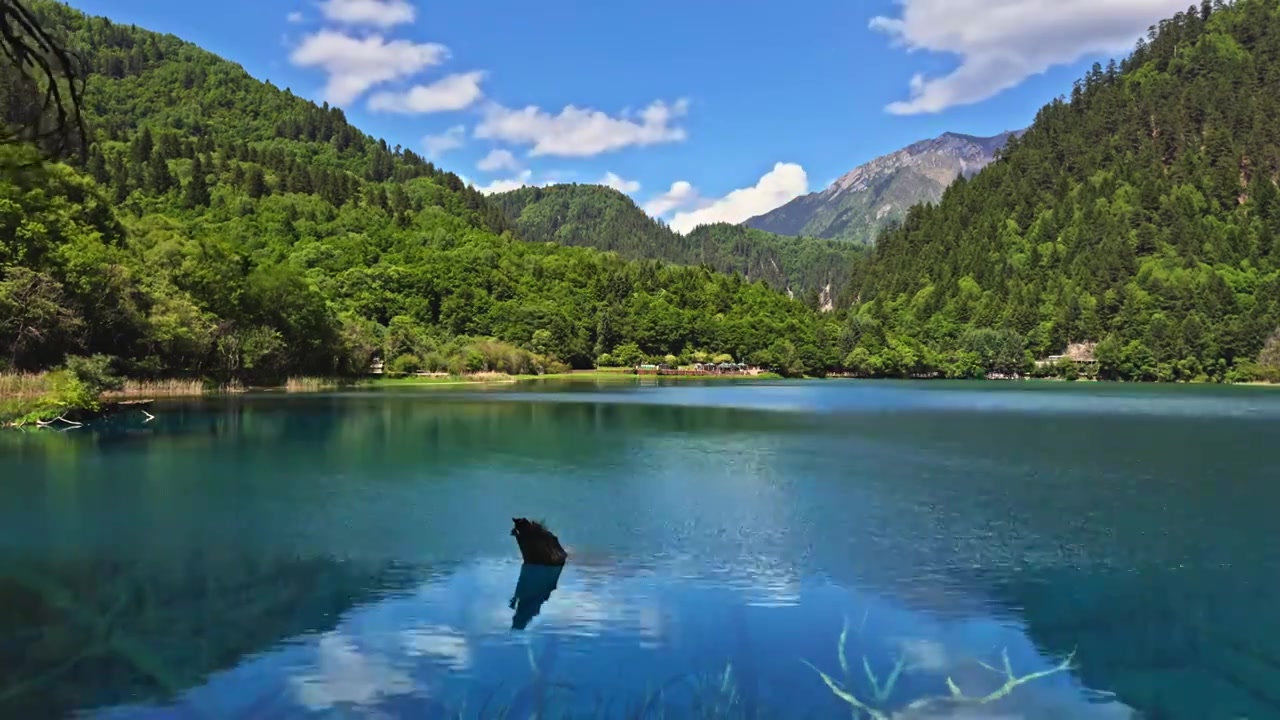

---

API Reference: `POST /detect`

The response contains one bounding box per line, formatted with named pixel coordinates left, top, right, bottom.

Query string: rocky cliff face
left=745, top=130, right=1022, bottom=244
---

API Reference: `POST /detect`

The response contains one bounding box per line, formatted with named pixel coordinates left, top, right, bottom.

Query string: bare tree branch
left=0, top=0, right=87, bottom=159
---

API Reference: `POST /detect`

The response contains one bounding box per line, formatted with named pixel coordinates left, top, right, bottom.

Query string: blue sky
left=66, top=0, right=1189, bottom=231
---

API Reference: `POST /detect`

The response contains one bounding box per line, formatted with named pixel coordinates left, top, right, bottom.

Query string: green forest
left=844, top=0, right=1280, bottom=383
left=491, top=184, right=864, bottom=302
left=2, top=0, right=1280, bottom=389
left=0, top=0, right=842, bottom=385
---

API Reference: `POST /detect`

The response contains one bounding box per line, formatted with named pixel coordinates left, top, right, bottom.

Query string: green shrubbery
left=1, top=354, right=124, bottom=425
left=382, top=337, right=568, bottom=377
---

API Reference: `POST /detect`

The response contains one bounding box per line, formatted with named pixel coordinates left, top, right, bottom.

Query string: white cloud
left=476, top=148, right=522, bottom=173
left=286, top=11, right=304, bottom=23
left=402, top=625, right=472, bottom=670
left=319, top=0, right=415, bottom=28
left=291, top=633, right=415, bottom=711
left=474, top=99, right=689, bottom=158
left=599, top=172, right=640, bottom=194
left=289, top=30, right=449, bottom=105
left=473, top=170, right=534, bottom=195
left=422, top=125, right=466, bottom=157
left=642, top=180, right=703, bottom=217
left=367, top=71, right=486, bottom=114
left=872, top=0, right=1188, bottom=114
left=665, top=163, right=809, bottom=234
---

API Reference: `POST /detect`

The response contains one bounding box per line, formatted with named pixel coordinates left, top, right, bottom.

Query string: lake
left=2, top=379, right=1279, bottom=719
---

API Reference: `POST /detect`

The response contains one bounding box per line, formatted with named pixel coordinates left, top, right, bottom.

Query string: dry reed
left=0, top=373, right=51, bottom=398
left=284, top=377, right=353, bottom=392
left=2, top=373, right=250, bottom=400
left=466, top=371, right=515, bottom=382
left=105, top=379, right=208, bottom=398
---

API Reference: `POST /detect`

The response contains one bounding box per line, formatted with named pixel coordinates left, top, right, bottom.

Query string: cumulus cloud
left=319, top=0, right=415, bottom=28
left=368, top=71, right=486, bottom=113
left=289, top=30, right=448, bottom=105
left=599, top=172, right=640, bottom=194
left=286, top=11, right=304, bottom=23
left=422, top=125, right=466, bottom=157
left=476, top=148, right=522, bottom=173
left=291, top=633, right=414, bottom=711
left=473, top=170, right=535, bottom=195
left=642, top=180, right=704, bottom=217
left=652, top=163, right=808, bottom=234
left=402, top=625, right=472, bottom=670
left=474, top=99, right=689, bottom=158
left=872, top=0, right=1189, bottom=114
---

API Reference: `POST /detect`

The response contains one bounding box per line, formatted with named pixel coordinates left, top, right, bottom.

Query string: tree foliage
left=3, top=0, right=1279, bottom=385
left=0, top=1, right=839, bottom=381
left=491, top=183, right=864, bottom=299
left=844, top=0, right=1280, bottom=382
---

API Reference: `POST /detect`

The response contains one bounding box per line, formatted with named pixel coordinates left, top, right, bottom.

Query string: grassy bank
left=361, top=372, right=518, bottom=387
left=2, top=368, right=797, bottom=425
left=366, top=370, right=788, bottom=385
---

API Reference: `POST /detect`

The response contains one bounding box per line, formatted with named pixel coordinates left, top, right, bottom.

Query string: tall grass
left=367, top=372, right=518, bottom=386
left=0, top=373, right=51, bottom=398
left=105, top=379, right=208, bottom=398
left=1, top=373, right=246, bottom=401
left=284, top=376, right=355, bottom=392
left=468, top=371, right=516, bottom=382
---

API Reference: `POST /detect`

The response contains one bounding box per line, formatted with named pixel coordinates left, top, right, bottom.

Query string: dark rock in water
left=510, top=517, right=568, bottom=566
left=509, top=563, right=563, bottom=630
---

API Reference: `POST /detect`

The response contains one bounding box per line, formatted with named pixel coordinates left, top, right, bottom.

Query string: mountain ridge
left=842, top=0, right=1280, bottom=383
left=745, top=129, right=1023, bottom=244
left=491, top=182, right=865, bottom=302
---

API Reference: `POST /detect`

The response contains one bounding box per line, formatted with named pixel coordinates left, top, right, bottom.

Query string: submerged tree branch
left=808, top=619, right=1079, bottom=719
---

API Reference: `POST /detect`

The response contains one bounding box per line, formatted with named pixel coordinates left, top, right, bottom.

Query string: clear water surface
left=2, top=379, right=1279, bottom=719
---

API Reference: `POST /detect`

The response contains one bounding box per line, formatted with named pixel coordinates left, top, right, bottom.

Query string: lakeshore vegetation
left=2, top=0, right=1280, bottom=423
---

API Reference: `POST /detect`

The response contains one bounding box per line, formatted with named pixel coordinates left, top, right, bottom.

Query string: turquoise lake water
left=2, top=379, right=1279, bottom=718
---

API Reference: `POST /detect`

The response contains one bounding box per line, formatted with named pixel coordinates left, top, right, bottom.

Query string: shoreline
left=5, top=372, right=1276, bottom=426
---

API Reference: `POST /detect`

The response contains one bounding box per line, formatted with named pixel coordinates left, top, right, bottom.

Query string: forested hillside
left=0, top=0, right=841, bottom=379
left=843, top=0, right=1280, bottom=382
left=491, top=183, right=863, bottom=301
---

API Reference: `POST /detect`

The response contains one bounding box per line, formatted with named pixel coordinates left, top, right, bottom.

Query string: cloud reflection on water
left=157, top=557, right=1129, bottom=718
left=291, top=632, right=418, bottom=711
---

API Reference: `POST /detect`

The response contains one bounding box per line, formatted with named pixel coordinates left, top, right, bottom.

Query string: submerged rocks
left=510, top=518, right=568, bottom=566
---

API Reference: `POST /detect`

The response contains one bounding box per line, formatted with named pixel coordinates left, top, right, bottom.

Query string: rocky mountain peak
left=746, top=129, right=1023, bottom=244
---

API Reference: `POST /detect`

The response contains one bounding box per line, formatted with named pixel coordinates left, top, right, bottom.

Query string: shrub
left=388, top=353, right=423, bottom=375
left=64, top=354, right=124, bottom=396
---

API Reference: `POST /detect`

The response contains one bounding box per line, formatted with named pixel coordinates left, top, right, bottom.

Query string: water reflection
left=0, top=551, right=411, bottom=719
left=510, top=564, right=563, bottom=630
left=56, top=558, right=1138, bottom=718
left=1, top=382, right=1277, bottom=717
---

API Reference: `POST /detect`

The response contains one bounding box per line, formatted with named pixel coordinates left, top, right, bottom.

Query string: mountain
left=746, top=130, right=1021, bottom=244
left=491, top=183, right=864, bottom=303
left=0, top=0, right=843, bottom=378
left=841, top=0, right=1280, bottom=383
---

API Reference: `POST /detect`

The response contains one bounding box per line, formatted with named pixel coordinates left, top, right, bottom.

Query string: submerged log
left=6, top=399, right=157, bottom=429
left=510, top=517, right=568, bottom=566
left=64, top=399, right=155, bottom=424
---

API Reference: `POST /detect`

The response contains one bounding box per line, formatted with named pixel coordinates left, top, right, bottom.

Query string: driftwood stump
left=510, top=518, right=568, bottom=566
